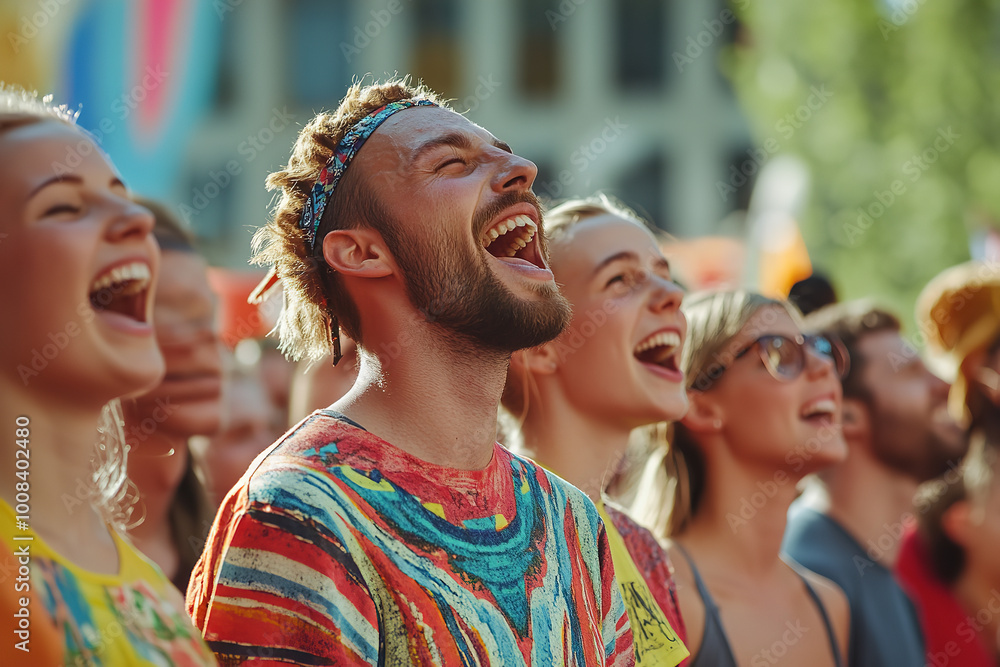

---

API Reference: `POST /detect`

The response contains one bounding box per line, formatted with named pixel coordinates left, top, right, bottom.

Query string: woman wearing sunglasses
left=633, top=290, right=851, bottom=666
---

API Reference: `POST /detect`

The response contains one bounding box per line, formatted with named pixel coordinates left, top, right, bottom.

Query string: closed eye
left=437, top=157, right=468, bottom=171
left=45, top=204, right=81, bottom=217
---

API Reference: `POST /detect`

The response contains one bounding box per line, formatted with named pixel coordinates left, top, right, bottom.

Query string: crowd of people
left=2, top=76, right=999, bottom=666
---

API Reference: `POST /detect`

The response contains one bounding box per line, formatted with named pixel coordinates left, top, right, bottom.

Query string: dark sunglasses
left=693, top=333, right=850, bottom=391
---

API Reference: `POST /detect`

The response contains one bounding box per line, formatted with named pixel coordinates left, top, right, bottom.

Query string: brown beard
left=377, top=191, right=571, bottom=353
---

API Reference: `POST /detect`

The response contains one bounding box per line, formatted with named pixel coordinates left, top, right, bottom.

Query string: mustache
left=472, top=191, right=543, bottom=239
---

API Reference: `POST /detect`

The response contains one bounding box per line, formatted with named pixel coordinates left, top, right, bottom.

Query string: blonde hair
left=251, top=77, right=448, bottom=363
left=0, top=83, right=77, bottom=131
left=632, top=290, right=799, bottom=537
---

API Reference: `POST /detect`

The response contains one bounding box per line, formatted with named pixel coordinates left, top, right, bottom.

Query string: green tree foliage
left=726, top=0, right=1000, bottom=320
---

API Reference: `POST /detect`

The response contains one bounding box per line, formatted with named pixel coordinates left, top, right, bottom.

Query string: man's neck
left=803, top=447, right=917, bottom=567
left=332, top=337, right=509, bottom=471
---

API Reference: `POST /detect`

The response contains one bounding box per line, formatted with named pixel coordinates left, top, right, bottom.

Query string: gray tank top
left=675, top=545, right=843, bottom=667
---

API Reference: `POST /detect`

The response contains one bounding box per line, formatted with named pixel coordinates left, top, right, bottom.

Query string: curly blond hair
left=0, top=83, right=78, bottom=131
left=252, top=77, right=449, bottom=363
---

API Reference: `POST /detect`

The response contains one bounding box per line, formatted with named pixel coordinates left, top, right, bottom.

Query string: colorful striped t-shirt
left=187, top=411, right=635, bottom=665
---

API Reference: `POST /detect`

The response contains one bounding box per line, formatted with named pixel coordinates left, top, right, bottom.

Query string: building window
left=411, top=0, right=462, bottom=98
left=615, top=152, right=669, bottom=231
left=615, top=0, right=667, bottom=91
left=289, top=0, right=353, bottom=108
left=517, top=0, right=560, bottom=98
left=724, top=145, right=756, bottom=212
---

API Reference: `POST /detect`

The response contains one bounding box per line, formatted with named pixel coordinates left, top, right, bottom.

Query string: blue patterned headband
left=298, top=98, right=438, bottom=250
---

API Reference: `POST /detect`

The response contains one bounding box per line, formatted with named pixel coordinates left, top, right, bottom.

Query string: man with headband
left=186, top=79, right=635, bottom=665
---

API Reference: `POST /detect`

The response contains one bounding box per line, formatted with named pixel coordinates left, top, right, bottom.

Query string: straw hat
left=915, top=261, right=1000, bottom=421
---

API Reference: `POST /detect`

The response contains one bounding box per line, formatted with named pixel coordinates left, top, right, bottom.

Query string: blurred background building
left=0, top=0, right=752, bottom=263
left=3, top=0, right=995, bottom=321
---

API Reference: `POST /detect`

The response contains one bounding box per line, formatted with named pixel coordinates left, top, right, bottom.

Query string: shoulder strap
left=799, top=573, right=845, bottom=667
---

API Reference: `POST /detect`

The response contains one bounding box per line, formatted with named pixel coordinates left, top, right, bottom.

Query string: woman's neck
left=520, top=390, right=633, bottom=501
left=678, top=440, right=800, bottom=577
left=0, top=383, right=120, bottom=571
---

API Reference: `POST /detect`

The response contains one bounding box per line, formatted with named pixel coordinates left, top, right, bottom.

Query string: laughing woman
left=0, top=87, right=216, bottom=665
left=633, top=290, right=851, bottom=666
left=502, top=195, right=691, bottom=666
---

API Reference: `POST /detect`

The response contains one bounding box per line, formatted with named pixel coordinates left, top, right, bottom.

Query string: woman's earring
left=713, top=418, right=722, bottom=430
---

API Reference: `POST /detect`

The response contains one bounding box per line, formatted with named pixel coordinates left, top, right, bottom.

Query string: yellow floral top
left=0, top=499, right=216, bottom=666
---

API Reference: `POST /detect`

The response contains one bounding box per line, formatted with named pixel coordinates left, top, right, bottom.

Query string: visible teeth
left=89, top=262, right=150, bottom=293
left=482, top=215, right=539, bottom=248
left=802, top=398, right=837, bottom=417
left=634, top=331, right=682, bottom=355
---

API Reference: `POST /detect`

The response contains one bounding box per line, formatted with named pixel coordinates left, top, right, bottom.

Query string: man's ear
left=680, top=390, right=724, bottom=434
left=841, top=398, right=870, bottom=442
left=514, top=343, right=560, bottom=376
left=321, top=228, right=393, bottom=278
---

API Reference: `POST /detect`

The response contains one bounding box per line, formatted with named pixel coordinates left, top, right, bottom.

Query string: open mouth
left=634, top=330, right=682, bottom=375
left=800, top=397, right=837, bottom=425
left=481, top=214, right=544, bottom=268
left=88, top=261, right=151, bottom=323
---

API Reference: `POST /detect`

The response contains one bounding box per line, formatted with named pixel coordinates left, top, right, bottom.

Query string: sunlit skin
left=288, top=337, right=360, bottom=426
left=799, top=329, right=965, bottom=569
left=513, top=215, right=687, bottom=499
left=0, top=121, right=163, bottom=575
left=324, top=106, right=569, bottom=471
left=125, top=249, right=223, bottom=581
left=669, top=307, right=851, bottom=666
